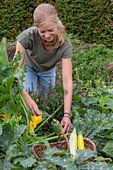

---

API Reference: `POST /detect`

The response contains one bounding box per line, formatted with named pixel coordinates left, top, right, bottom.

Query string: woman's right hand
left=23, top=88, right=42, bottom=116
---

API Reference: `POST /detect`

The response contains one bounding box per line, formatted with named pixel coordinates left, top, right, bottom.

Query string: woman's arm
left=61, top=58, right=73, bottom=133
left=13, top=41, right=25, bottom=68
left=13, top=41, right=41, bottom=115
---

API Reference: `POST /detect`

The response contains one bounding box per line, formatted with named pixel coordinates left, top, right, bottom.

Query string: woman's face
left=38, top=20, right=57, bottom=42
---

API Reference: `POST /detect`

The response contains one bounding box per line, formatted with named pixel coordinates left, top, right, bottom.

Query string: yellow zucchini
left=77, top=131, right=85, bottom=149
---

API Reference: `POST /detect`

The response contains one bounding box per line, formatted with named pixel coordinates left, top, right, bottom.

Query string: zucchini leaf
left=105, top=99, right=113, bottom=110
left=72, top=109, right=113, bottom=152
left=82, top=96, right=98, bottom=106
left=14, top=156, right=36, bottom=168
left=0, top=157, right=15, bottom=170
left=0, top=46, right=26, bottom=114
left=76, top=148, right=97, bottom=164
left=0, top=123, right=26, bottom=152
left=8, top=143, right=32, bottom=159
left=78, top=161, right=112, bottom=170
left=6, top=142, right=37, bottom=169
left=1, top=103, right=17, bottom=115
left=39, top=147, right=77, bottom=170
left=33, top=163, right=51, bottom=170
left=0, top=123, right=27, bottom=170
left=102, top=140, right=113, bottom=158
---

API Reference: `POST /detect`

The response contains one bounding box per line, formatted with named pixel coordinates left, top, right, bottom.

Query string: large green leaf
left=102, top=140, right=113, bottom=158
left=76, top=148, right=97, bottom=164
left=2, top=77, right=15, bottom=91
left=14, top=156, right=36, bottom=168
left=72, top=109, right=108, bottom=139
left=82, top=97, right=98, bottom=106
left=7, top=144, right=22, bottom=158
left=0, top=37, right=9, bottom=66
left=6, top=142, right=37, bottom=169
left=21, top=142, right=33, bottom=157
left=105, top=99, right=113, bottom=111
left=0, top=85, right=9, bottom=93
left=0, top=157, right=15, bottom=170
left=0, top=123, right=26, bottom=152
left=20, top=156, right=36, bottom=168
left=7, top=142, right=33, bottom=159
left=78, top=161, right=112, bottom=170
left=39, top=147, right=77, bottom=170
left=72, top=109, right=113, bottom=153
left=33, top=163, right=51, bottom=170
left=1, top=103, right=16, bottom=115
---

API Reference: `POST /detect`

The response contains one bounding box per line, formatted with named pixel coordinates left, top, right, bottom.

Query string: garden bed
left=1, top=38, right=113, bottom=169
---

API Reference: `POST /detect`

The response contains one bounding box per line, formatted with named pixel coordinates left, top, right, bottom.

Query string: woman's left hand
left=60, top=116, right=71, bottom=134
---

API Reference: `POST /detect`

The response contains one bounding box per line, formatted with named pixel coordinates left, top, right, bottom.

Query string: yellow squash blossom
left=29, top=121, right=35, bottom=134
left=31, top=115, right=42, bottom=128
left=0, top=113, right=10, bottom=120
left=29, top=115, right=42, bottom=134
left=15, top=116, right=22, bottom=125
left=0, top=113, right=22, bottom=125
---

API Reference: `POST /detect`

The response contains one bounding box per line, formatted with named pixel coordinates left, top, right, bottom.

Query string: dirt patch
left=7, top=44, right=16, bottom=62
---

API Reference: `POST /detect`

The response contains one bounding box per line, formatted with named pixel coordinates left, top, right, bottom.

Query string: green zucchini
left=51, top=119, right=63, bottom=135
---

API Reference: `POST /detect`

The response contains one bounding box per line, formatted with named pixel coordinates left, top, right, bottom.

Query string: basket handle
left=58, top=133, right=70, bottom=152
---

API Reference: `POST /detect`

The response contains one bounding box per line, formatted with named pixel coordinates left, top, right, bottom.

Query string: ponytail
left=53, top=20, right=66, bottom=48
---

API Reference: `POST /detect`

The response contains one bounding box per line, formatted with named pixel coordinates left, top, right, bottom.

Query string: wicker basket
left=84, top=137, right=96, bottom=151
left=82, top=137, right=96, bottom=164
left=32, top=133, right=96, bottom=161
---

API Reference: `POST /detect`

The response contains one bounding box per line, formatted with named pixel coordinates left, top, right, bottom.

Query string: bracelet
left=63, top=115, right=71, bottom=119
left=64, top=113, right=70, bottom=116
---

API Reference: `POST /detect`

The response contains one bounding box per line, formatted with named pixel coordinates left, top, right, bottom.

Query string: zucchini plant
left=1, top=37, right=113, bottom=169
left=0, top=37, right=26, bottom=116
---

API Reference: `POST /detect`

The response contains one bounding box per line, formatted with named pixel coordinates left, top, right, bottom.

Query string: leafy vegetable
left=102, top=140, right=113, bottom=158
left=72, top=109, right=113, bottom=152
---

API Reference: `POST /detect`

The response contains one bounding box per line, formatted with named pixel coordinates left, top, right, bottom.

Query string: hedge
left=0, top=0, right=113, bottom=48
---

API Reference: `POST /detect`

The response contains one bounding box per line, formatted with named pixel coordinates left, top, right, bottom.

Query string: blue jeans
left=23, top=63, right=56, bottom=95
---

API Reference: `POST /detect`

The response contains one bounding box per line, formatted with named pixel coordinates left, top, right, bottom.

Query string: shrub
left=0, top=0, right=113, bottom=48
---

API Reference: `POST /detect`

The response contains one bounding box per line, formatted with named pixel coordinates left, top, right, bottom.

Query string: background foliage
left=72, top=44, right=113, bottom=85
left=0, top=0, right=113, bottom=48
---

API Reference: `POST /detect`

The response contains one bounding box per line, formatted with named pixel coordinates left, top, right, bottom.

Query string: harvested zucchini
left=51, top=119, right=63, bottom=135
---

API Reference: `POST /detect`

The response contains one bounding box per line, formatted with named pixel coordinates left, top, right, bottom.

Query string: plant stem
left=46, top=133, right=71, bottom=142
left=28, top=133, right=70, bottom=146
left=34, top=104, right=62, bottom=133
left=15, top=141, right=21, bottom=147
left=45, top=132, right=55, bottom=138
left=9, top=80, right=16, bottom=112
left=20, top=93, right=29, bottom=133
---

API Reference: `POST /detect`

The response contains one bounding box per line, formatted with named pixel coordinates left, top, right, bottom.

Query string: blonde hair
left=33, top=3, right=66, bottom=48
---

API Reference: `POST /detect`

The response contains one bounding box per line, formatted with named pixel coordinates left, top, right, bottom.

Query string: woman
left=13, top=3, right=73, bottom=133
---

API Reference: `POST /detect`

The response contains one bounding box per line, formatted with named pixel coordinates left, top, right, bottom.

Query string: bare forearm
left=22, top=88, right=41, bottom=115
left=13, top=41, right=25, bottom=68
left=22, top=88, right=31, bottom=101
left=64, top=82, right=73, bottom=114
left=60, top=58, right=72, bottom=133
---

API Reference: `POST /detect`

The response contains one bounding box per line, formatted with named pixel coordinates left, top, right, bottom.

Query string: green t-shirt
left=16, top=26, right=72, bottom=71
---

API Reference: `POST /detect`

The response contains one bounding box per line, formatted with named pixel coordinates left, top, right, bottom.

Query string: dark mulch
left=7, top=44, right=16, bottom=62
